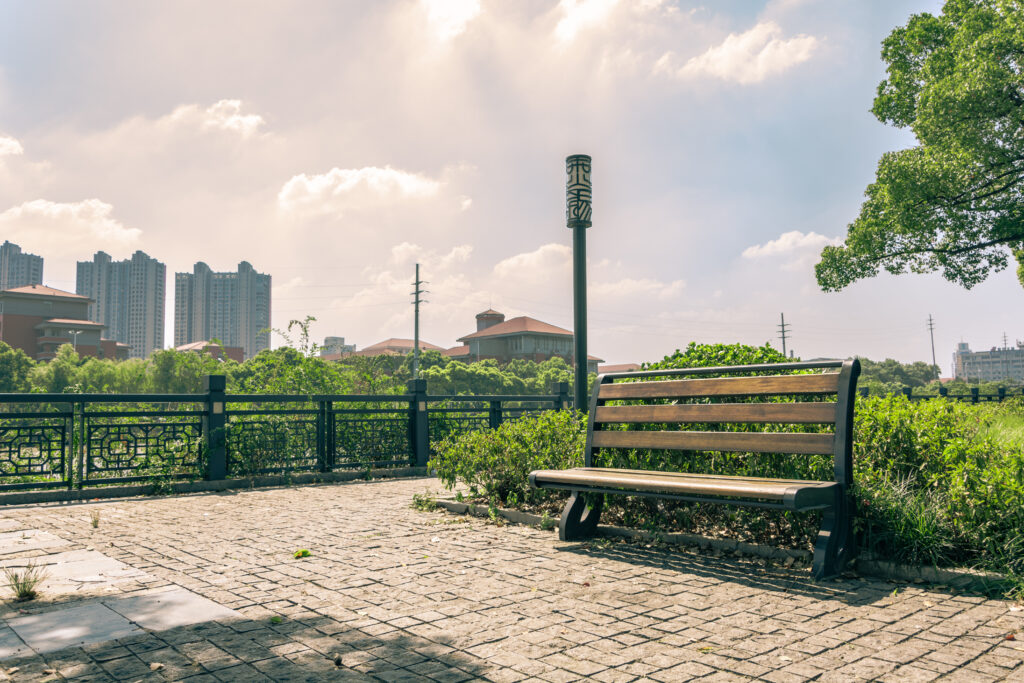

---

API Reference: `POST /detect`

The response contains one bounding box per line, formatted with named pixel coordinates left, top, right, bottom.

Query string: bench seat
left=529, top=468, right=840, bottom=510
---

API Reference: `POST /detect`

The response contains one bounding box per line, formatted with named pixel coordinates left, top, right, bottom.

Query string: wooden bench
left=529, top=359, right=861, bottom=580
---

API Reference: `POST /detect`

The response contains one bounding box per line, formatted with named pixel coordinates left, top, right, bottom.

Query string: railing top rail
left=225, top=393, right=409, bottom=403
left=0, top=393, right=204, bottom=403
left=427, top=394, right=561, bottom=402
left=602, top=360, right=846, bottom=381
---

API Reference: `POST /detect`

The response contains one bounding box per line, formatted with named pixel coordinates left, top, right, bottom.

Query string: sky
left=0, top=0, right=1018, bottom=374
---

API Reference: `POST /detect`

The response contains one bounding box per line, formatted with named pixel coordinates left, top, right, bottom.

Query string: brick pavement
left=0, top=476, right=1021, bottom=682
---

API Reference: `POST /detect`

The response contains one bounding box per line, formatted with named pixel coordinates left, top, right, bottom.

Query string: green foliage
left=430, top=409, right=587, bottom=506
left=292, top=549, right=312, bottom=559
left=854, top=396, right=1024, bottom=581
left=817, top=0, right=1024, bottom=291
left=4, top=561, right=47, bottom=601
left=420, top=356, right=574, bottom=396
left=642, top=341, right=790, bottom=371
left=411, top=492, right=438, bottom=511
left=0, top=342, right=33, bottom=392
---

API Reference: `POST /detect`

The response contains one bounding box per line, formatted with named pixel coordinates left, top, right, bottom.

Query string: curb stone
left=432, top=498, right=1013, bottom=593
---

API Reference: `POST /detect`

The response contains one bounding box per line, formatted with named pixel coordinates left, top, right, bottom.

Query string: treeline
left=0, top=342, right=575, bottom=396
left=856, top=357, right=1021, bottom=396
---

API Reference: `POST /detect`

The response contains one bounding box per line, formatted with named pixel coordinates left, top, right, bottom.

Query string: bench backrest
left=584, top=359, right=861, bottom=486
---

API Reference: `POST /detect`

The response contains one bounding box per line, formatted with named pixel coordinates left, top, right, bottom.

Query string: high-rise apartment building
left=0, top=241, right=43, bottom=290
left=174, top=261, right=271, bottom=359
left=76, top=251, right=165, bottom=359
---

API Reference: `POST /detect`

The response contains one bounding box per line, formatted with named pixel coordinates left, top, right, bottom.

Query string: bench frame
left=529, top=359, right=861, bottom=580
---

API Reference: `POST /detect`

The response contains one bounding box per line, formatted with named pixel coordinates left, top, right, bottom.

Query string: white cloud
left=493, top=243, right=572, bottom=278
left=0, top=199, right=142, bottom=285
left=555, top=0, right=621, bottom=42
left=659, top=21, right=818, bottom=84
left=165, top=99, right=265, bottom=138
left=421, top=0, right=481, bottom=41
left=591, top=277, right=685, bottom=300
left=0, top=135, right=23, bottom=157
left=278, top=165, right=444, bottom=217
left=742, top=230, right=839, bottom=259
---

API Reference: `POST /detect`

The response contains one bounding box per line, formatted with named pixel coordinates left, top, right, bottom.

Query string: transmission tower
left=777, top=313, right=791, bottom=358
left=410, top=264, right=428, bottom=378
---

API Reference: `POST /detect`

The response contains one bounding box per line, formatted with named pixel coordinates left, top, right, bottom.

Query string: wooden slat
left=594, top=402, right=837, bottom=425
left=530, top=467, right=837, bottom=505
left=591, top=430, right=834, bottom=455
left=599, top=373, right=840, bottom=400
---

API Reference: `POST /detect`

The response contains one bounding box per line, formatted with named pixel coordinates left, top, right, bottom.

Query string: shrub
left=430, top=409, right=586, bottom=506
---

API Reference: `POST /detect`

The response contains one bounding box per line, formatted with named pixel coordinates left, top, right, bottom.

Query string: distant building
left=0, top=241, right=43, bottom=290
left=455, top=310, right=602, bottom=373
left=76, top=250, right=165, bottom=359
left=953, top=341, right=1024, bottom=382
left=174, top=261, right=271, bottom=360
left=348, top=338, right=444, bottom=357
left=175, top=340, right=244, bottom=363
left=0, top=285, right=109, bottom=360
left=599, top=363, right=641, bottom=374
left=321, top=336, right=356, bottom=356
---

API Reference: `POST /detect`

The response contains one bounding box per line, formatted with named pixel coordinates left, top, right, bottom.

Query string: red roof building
left=456, top=310, right=602, bottom=373
left=0, top=285, right=114, bottom=360
left=175, top=340, right=245, bottom=363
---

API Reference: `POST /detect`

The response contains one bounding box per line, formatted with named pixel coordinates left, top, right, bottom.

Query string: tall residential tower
left=174, top=261, right=270, bottom=359
left=76, top=250, right=166, bottom=359
left=0, top=241, right=43, bottom=290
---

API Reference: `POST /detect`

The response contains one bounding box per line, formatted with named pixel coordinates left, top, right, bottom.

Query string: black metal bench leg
left=558, top=491, right=603, bottom=541
left=812, top=489, right=855, bottom=580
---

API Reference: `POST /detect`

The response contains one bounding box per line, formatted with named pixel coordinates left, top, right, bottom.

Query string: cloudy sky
left=1, top=0, right=1018, bottom=372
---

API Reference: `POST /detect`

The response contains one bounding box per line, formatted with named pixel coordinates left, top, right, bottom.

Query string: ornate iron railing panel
left=332, top=409, right=412, bottom=469
left=0, top=414, right=69, bottom=490
left=226, top=414, right=319, bottom=476
left=84, top=416, right=203, bottom=484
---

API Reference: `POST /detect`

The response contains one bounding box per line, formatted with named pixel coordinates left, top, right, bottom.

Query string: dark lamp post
left=566, top=154, right=592, bottom=411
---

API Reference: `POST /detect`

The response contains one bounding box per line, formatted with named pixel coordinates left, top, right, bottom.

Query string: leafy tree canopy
left=642, top=341, right=789, bottom=371
left=816, top=0, right=1024, bottom=291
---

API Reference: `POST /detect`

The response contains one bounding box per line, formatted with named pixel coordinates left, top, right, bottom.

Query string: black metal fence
left=0, top=377, right=570, bottom=492
left=859, top=386, right=1024, bottom=403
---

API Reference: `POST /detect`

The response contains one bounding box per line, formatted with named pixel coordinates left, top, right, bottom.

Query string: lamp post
left=566, top=154, right=592, bottom=411
left=69, top=329, right=82, bottom=352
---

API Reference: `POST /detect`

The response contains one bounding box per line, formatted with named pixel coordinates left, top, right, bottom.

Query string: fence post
left=323, top=400, right=334, bottom=472
left=970, top=387, right=979, bottom=404
left=203, top=375, right=227, bottom=480
left=407, top=379, right=429, bottom=467
left=488, top=400, right=503, bottom=429
left=939, top=386, right=948, bottom=397
left=998, top=387, right=1006, bottom=402
left=902, top=387, right=913, bottom=400
left=317, top=400, right=329, bottom=473
left=555, top=382, right=569, bottom=411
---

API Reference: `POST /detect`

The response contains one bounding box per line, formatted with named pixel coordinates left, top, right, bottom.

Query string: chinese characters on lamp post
left=566, top=154, right=592, bottom=411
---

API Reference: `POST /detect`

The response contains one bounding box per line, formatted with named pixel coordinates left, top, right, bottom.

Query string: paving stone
left=7, top=602, right=142, bottom=653
left=104, top=587, right=240, bottom=631
left=0, top=477, right=1021, bottom=681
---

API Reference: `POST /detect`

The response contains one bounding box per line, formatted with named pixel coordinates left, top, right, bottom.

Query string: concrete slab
left=0, top=549, right=151, bottom=597
left=0, top=624, right=30, bottom=659
left=0, top=519, right=27, bottom=533
left=7, top=602, right=141, bottom=653
left=104, top=588, right=240, bottom=631
left=0, top=530, right=69, bottom=556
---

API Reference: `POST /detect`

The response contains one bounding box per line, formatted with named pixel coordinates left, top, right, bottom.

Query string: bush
left=429, top=409, right=586, bottom=507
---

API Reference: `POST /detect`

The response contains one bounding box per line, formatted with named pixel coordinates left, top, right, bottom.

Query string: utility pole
left=777, top=313, right=790, bottom=358
left=410, top=264, right=427, bottom=378
left=927, top=314, right=937, bottom=375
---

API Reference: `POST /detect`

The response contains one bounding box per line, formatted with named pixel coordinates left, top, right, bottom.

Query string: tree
left=0, top=342, right=34, bottom=392
left=816, top=0, right=1024, bottom=291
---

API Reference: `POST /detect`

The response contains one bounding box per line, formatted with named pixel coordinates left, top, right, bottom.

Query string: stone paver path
left=0, top=477, right=1021, bottom=681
